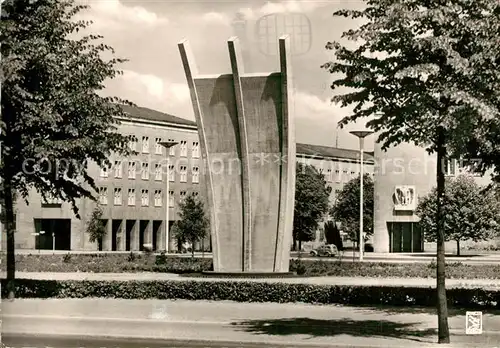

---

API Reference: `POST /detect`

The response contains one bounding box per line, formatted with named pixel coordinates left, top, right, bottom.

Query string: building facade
left=3, top=105, right=374, bottom=252
left=373, top=141, right=493, bottom=253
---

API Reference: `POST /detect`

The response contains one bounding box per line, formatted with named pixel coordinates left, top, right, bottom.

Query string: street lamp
left=349, top=130, right=373, bottom=261
left=159, top=141, right=178, bottom=254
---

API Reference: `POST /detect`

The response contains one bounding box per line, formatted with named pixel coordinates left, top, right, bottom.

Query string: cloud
left=77, top=0, right=168, bottom=31
left=239, top=0, right=329, bottom=20
left=106, top=70, right=192, bottom=118
left=293, top=90, right=374, bottom=149
left=202, top=12, right=232, bottom=26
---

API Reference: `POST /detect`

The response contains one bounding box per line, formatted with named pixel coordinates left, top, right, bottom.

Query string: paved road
left=2, top=299, right=500, bottom=347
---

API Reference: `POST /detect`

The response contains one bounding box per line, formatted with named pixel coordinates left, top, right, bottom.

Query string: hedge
left=1, top=279, right=499, bottom=309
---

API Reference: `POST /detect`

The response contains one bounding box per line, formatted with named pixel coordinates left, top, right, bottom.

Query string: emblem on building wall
left=393, top=185, right=417, bottom=211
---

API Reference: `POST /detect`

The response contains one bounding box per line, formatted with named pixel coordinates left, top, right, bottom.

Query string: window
left=142, top=136, right=150, bottom=153
left=141, top=163, right=150, bottom=180
left=141, top=189, right=149, bottom=206
left=114, top=188, right=122, bottom=206
left=168, top=165, right=175, bottom=182
left=351, top=171, right=356, bottom=176
left=444, top=159, right=456, bottom=176
left=193, top=192, right=199, bottom=197
left=192, top=141, right=200, bottom=158
left=325, top=168, right=332, bottom=182
left=155, top=137, right=162, bottom=155
left=180, top=165, right=187, bottom=182
left=192, top=166, right=200, bottom=183
left=168, top=138, right=176, bottom=156
left=99, top=187, right=108, bottom=205
left=180, top=140, right=187, bottom=157
left=179, top=191, right=187, bottom=202
left=100, top=165, right=109, bottom=178
left=114, top=160, right=122, bottom=178
left=129, top=136, right=138, bottom=152
left=128, top=161, right=136, bottom=179
left=154, top=163, right=162, bottom=181
left=128, top=189, right=136, bottom=206
left=335, top=169, right=341, bottom=183
left=154, top=190, right=162, bottom=207
left=168, top=190, right=174, bottom=207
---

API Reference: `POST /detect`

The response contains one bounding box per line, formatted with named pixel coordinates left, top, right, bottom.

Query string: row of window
left=100, top=162, right=200, bottom=183
left=130, top=137, right=200, bottom=158
left=98, top=188, right=198, bottom=207
left=321, top=168, right=365, bottom=183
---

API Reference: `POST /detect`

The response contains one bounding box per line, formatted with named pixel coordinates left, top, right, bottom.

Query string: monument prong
left=178, top=39, right=220, bottom=269
left=228, top=36, right=252, bottom=272
left=274, top=34, right=296, bottom=271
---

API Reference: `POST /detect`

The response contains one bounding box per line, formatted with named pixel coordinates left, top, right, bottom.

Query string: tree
left=324, top=220, right=343, bottom=251
left=417, top=175, right=500, bottom=256
left=1, top=0, right=134, bottom=298
left=322, top=1, right=500, bottom=342
left=175, top=193, right=209, bottom=259
left=331, top=174, right=374, bottom=248
left=293, top=163, right=332, bottom=251
left=86, top=206, right=107, bottom=251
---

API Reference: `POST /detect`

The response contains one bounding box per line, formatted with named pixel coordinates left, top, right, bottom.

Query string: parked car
left=309, top=244, right=339, bottom=257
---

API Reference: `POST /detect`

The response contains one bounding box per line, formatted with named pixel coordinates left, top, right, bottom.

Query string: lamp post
left=159, top=141, right=178, bottom=254
left=349, top=130, right=373, bottom=261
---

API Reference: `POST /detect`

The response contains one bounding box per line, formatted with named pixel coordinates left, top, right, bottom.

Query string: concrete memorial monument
left=178, top=35, right=296, bottom=273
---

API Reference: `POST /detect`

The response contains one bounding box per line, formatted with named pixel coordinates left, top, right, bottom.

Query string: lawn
left=1, top=253, right=499, bottom=279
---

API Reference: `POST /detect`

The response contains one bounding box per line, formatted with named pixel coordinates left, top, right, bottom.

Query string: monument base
left=181, top=271, right=296, bottom=279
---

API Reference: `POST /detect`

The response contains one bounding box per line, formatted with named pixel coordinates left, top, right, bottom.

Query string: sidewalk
left=2, top=298, right=500, bottom=347
left=4, top=271, right=500, bottom=290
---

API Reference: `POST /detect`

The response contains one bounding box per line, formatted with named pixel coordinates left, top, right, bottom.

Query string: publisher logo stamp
left=466, top=311, right=482, bottom=335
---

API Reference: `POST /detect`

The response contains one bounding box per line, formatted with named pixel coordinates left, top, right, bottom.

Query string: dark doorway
left=111, top=220, right=121, bottom=251
left=388, top=222, right=424, bottom=252
left=139, top=220, right=148, bottom=251
left=125, top=220, right=135, bottom=251
left=34, top=218, right=71, bottom=250
left=153, top=221, right=162, bottom=251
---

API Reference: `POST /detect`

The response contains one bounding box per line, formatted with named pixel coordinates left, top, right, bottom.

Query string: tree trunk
left=191, top=239, right=195, bottom=259
left=436, top=128, right=450, bottom=344
left=4, top=174, right=16, bottom=300
left=298, top=239, right=302, bottom=252
left=456, top=240, right=460, bottom=256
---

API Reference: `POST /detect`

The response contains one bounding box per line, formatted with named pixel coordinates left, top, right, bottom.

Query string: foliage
left=323, top=1, right=500, bottom=341
left=0, top=0, right=135, bottom=296
left=86, top=206, right=107, bottom=250
left=2, top=278, right=500, bottom=309
left=294, top=163, right=332, bottom=249
left=331, top=174, right=374, bottom=244
left=174, top=193, right=209, bottom=258
left=324, top=220, right=343, bottom=250
left=416, top=175, right=500, bottom=255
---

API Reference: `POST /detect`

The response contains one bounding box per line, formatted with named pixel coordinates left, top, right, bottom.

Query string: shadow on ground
left=356, top=305, right=500, bottom=317
left=231, top=318, right=436, bottom=343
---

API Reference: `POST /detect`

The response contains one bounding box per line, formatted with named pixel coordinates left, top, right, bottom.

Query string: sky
left=78, top=0, right=374, bottom=151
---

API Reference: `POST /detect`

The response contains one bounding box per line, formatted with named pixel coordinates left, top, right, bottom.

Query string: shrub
left=62, top=253, right=72, bottom=263
left=1, top=279, right=499, bottom=309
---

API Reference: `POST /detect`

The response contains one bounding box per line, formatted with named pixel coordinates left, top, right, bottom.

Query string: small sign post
left=466, top=311, right=482, bottom=335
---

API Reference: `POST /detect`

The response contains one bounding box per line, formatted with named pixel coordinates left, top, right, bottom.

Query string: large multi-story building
left=2, top=105, right=374, bottom=252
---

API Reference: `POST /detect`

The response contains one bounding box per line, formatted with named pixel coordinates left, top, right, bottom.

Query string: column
left=131, top=220, right=140, bottom=251
left=103, top=219, right=112, bottom=251
left=118, top=219, right=126, bottom=251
